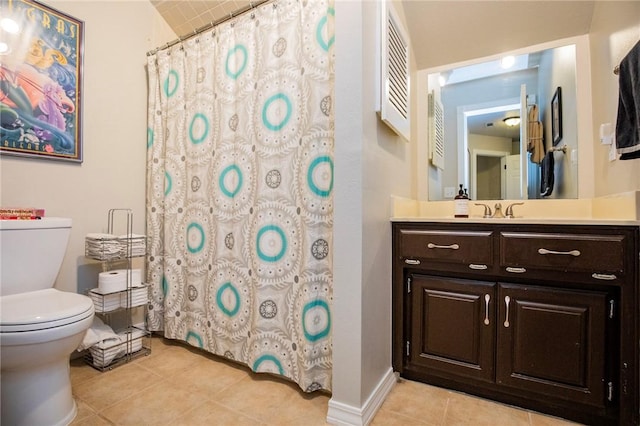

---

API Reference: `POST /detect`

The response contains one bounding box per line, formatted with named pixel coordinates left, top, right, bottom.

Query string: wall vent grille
left=429, top=92, right=445, bottom=169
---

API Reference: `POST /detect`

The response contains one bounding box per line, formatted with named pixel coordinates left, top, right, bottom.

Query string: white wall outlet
left=444, top=187, right=456, bottom=198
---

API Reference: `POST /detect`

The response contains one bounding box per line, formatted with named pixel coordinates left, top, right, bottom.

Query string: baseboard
left=326, top=367, right=397, bottom=425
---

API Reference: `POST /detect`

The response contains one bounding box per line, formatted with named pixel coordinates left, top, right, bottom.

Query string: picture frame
left=0, top=0, right=84, bottom=162
left=551, top=86, right=562, bottom=146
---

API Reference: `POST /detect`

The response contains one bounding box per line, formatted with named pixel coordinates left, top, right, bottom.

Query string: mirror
left=426, top=43, right=579, bottom=201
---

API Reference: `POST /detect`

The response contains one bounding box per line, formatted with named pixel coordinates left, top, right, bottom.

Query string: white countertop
left=391, top=217, right=640, bottom=226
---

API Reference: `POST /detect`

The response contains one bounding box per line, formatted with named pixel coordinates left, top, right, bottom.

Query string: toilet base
left=1, top=357, right=78, bottom=426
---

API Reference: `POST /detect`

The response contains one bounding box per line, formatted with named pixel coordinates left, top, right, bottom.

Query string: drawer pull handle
left=427, top=243, right=460, bottom=250
left=538, top=248, right=581, bottom=257
left=404, top=259, right=421, bottom=265
left=506, top=267, right=526, bottom=273
left=592, top=273, right=617, bottom=281
left=469, top=264, right=488, bottom=270
left=504, top=296, right=510, bottom=328
left=484, top=294, right=491, bottom=325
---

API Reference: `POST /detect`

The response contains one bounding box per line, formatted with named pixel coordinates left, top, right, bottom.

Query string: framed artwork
left=551, top=86, right=562, bottom=146
left=0, top=0, right=84, bottom=162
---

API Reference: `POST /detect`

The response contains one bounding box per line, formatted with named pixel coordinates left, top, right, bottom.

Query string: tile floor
left=70, top=335, right=581, bottom=425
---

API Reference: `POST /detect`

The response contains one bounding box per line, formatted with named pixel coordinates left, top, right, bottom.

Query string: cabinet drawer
left=500, top=231, right=626, bottom=274
left=400, top=229, right=493, bottom=266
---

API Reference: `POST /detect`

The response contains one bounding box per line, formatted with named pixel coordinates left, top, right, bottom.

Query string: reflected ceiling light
left=1, top=17, right=20, bottom=34
left=503, top=116, right=520, bottom=127
left=0, top=42, right=9, bottom=55
left=501, top=55, right=515, bottom=69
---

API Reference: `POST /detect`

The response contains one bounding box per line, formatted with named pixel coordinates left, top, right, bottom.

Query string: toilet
left=0, top=217, right=95, bottom=426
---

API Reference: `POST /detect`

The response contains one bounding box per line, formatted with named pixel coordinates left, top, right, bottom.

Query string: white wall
left=361, top=0, right=414, bottom=397
left=330, top=0, right=414, bottom=422
left=590, top=1, right=640, bottom=196
left=0, top=1, right=175, bottom=294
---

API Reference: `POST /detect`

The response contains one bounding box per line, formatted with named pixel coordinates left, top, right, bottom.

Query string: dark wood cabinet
left=393, top=222, right=639, bottom=426
left=496, top=283, right=608, bottom=408
left=409, top=275, right=495, bottom=383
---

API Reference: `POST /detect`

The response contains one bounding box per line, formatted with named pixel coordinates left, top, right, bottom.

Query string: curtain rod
left=147, top=0, right=273, bottom=56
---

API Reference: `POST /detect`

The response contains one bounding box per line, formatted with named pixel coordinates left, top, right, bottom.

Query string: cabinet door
left=409, top=275, right=495, bottom=383
left=496, top=283, right=608, bottom=408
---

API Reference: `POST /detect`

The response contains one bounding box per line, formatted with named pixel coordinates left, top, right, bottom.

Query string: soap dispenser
left=454, top=184, right=469, bottom=218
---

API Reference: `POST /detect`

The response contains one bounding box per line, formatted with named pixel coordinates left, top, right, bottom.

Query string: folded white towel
left=90, top=328, right=145, bottom=367
left=77, top=317, right=119, bottom=351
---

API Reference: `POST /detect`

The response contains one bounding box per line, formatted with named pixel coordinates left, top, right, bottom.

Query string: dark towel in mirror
left=540, top=151, right=554, bottom=197
left=616, top=40, right=640, bottom=160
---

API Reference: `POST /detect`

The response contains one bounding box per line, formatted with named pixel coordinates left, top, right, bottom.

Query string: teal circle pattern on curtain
left=225, top=44, right=248, bottom=79
left=216, top=282, right=240, bottom=317
left=256, top=224, right=287, bottom=262
left=262, top=93, right=292, bottom=131
left=147, top=128, right=154, bottom=148
left=162, top=275, right=168, bottom=297
left=302, top=299, right=331, bottom=342
left=189, top=113, right=209, bottom=144
left=307, top=155, right=333, bottom=197
left=253, top=354, right=284, bottom=375
left=219, top=164, right=243, bottom=198
left=186, top=222, right=205, bottom=253
left=164, top=69, right=179, bottom=97
left=186, top=331, right=204, bottom=348
left=164, top=171, right=172, bottom=196
left=316, top=7, right=335, bottom=52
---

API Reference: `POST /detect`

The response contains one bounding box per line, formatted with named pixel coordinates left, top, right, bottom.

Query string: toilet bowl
left=0, top=218, right=95, bottom=426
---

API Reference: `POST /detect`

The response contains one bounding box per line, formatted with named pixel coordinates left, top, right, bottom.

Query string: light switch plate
left=600, top=123, right=613, bottom=145
left=444, top=187, right=456, bottom=198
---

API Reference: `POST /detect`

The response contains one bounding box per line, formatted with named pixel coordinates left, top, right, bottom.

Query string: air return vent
left=428, top=91, right=444, bottom=169
left=376, top=0, right=410, bottom=140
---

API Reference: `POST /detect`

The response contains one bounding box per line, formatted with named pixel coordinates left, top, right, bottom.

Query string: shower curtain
left=145, top=0, right=334, bottom=392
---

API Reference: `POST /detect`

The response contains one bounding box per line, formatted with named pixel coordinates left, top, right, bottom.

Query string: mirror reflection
left=427, top=44, right=578, bottom=201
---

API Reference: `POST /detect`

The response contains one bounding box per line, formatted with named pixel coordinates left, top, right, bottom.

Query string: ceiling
left=151, top=1, right=596, bottom=70
left=150, top=0, right=252, bottom=37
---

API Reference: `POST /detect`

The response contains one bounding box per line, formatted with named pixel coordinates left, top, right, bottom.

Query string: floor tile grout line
left=77, top=369, right=166, bottom=417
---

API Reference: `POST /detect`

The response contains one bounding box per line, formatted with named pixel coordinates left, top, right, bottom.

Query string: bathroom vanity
left=392, top=220, right=639, bottom=425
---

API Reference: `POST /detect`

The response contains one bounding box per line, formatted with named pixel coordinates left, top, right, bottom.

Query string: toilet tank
left=0, top=218, right=72, bottom=296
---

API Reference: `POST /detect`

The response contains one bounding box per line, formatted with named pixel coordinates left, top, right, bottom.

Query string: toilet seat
left=0, top=288, right=94, bottom=333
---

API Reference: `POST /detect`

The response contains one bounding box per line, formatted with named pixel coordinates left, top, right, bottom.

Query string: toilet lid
left=0, top=288, right=94, bottom=332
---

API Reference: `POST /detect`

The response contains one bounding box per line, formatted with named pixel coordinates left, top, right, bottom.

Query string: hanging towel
left=616, top=40, right=640, bottom=160
left=540, top=151, right=554, bottom=197
left=527, top=104, right=545, bottom=164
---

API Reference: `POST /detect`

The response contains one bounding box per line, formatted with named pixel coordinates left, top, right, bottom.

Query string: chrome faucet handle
left=474, top=203, right=492, bottom=218
left=492, top=203, right=505, bottom=218
left=505, top=202, right=525, bottom=218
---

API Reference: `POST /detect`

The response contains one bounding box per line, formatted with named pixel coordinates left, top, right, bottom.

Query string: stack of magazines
left=0, top=207, right=45, bottom=220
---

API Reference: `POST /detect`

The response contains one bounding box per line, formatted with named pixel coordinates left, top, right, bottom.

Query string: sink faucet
left=474, top=203, right=492, bottom=218
left=505, top=202, right=524, bottom=219
left=475, top=202, right=524, bottom=218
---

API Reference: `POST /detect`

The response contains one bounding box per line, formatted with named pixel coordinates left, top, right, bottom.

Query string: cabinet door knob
left=506, top=267, right=526, bottom=274
left=404, top=259, right=421, bottom=265
left=427, top=243, right=460, bottom=250
left=538, top=248, right=581, bottom=257
left=504, top=296, right=511, bottom=328
left=484, top=294, right=491, bottom=325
